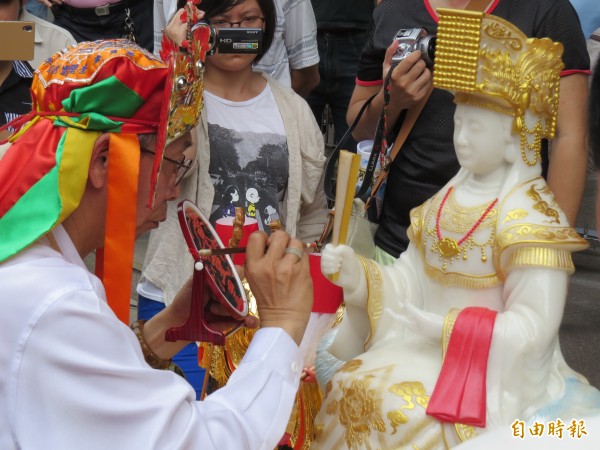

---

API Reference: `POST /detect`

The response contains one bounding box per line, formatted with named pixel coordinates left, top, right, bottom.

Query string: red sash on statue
left=426, top=307, right=497, bottom=427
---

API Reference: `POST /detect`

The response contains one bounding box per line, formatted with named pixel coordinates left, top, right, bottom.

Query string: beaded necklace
left=435, top=187, right=498, bottom=259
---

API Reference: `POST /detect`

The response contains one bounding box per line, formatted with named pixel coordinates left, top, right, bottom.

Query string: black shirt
left=358, top=0, right=590, bottom=257
left=0, top=61, right=33, bottom=128
left=311, top=0, right=374, bottom=30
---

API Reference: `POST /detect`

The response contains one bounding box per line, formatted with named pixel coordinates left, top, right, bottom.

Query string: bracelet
left=130, top=320, right=172, bottom=370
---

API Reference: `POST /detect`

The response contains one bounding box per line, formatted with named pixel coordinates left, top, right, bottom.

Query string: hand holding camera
left=165, top=7, right=203, bottom=47
left=166, top=5, right=262, bottom=56
left=391, top=28, right=436, bottom=67
left=383, top=28, right=436, bottom=111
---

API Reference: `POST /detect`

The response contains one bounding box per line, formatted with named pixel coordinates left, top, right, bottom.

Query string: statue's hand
left=386, top=303, right=444, bottom=340
left=321, top=244, right=361, bottom=292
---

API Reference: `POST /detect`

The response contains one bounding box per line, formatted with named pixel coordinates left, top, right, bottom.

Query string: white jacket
left=142, top=76, right=327, bottom=304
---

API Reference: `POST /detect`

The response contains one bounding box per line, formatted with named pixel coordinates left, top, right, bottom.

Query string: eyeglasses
left=210, top=16, right=265, bottom=29
left=141, top=149, right=193, bottom=186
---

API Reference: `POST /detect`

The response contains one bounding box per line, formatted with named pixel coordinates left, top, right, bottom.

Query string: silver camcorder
left=391, top=28, right=436, bottom=67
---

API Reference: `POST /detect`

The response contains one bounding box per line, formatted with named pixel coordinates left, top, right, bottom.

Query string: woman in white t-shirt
left=138, top=0, right=328, bottom=402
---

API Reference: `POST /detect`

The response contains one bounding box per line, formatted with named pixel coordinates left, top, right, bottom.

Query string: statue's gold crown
left=433, top=9, right=564, bottom=166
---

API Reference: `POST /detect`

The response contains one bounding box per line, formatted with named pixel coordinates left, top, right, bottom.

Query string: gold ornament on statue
left=433, top=8, right=564, bottom=166
left=438, top=237, right=460, bottom=258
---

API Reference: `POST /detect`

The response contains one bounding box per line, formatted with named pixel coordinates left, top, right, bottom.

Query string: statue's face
left=453, top=104, right=513, bottom=175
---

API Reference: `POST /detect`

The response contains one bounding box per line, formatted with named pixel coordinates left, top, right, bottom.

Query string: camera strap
left=365, top=84, right=433, bottom=211
left=324, top=58, right=405, bottom=202
left=323, top=91, right=380, bottom=202
left=323, top=64, right=430, bottom=205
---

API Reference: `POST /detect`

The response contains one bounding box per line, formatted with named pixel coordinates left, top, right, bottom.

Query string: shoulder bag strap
left=323, top=92, right=379, bottom=202
left=366, top=84, right=433, bottom=208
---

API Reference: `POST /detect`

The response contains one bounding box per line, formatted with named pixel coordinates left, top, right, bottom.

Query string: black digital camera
left=201, top=24, right=263, bottom=55
left=391, top=28, right=436, bottom=67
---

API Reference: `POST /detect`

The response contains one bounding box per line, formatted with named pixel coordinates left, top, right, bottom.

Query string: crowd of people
left=1, top=0, right=600, bottom=448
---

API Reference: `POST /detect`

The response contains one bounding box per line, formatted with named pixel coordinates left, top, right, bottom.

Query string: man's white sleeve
left=11, top=291, right=302, bottom=450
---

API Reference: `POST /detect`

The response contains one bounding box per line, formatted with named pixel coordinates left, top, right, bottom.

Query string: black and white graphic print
left=208, top=123, right=289, bottom=232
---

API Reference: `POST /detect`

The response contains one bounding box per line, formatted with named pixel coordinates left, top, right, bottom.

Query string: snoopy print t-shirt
left=204, top=84, right=289, bottom=233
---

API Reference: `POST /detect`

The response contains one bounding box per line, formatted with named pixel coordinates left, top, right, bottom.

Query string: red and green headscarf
left=0, top=40, right=168, bottom=322
left=0, top=11, right=210, bottom=320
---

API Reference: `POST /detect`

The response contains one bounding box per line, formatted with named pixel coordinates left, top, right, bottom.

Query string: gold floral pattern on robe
left=325, top=374, right=387, bottom=448
left=315, top=361, right=447, bottom=450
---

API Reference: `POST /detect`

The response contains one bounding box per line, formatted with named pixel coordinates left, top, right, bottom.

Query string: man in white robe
left=0, top=16, right=313, bottom=450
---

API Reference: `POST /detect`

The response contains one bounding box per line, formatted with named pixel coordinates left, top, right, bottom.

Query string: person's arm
left=347, top=43, right=432, bottom=141
left=547, top=73, right=589, bottom=225
left=153, top=0, right=179, bottom=55
left=16, top=288, right=304, bottom=450
left=291, top=64, right=320, bottom=97
left=283, top=0, right=320, bottom=96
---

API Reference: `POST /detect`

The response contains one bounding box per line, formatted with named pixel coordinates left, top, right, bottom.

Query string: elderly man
left=0, top=33, right=313, bottom=450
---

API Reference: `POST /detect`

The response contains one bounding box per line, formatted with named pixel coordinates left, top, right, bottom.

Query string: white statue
left=312, top=9, right=600, bottom=449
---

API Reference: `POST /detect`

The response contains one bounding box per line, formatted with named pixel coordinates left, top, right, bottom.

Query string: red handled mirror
left=165, top=200, right=248, bottom=345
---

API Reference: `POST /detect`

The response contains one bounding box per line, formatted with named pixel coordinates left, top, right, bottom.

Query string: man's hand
left=143, top=276, right=258, bottom=360
left=168, top=275, right=259, bottom=334
left=141, top=279, right=195, bottom=360
left=245, top=231, right=313, bottom=346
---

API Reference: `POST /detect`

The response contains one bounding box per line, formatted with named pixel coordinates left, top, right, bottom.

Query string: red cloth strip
left=426, top=306, right=497, bottom=428
left=0, top=120, right=63, bottom=217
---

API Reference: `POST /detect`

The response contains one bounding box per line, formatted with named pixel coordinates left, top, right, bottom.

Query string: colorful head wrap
left=0, top=3, right=210, bottom=322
